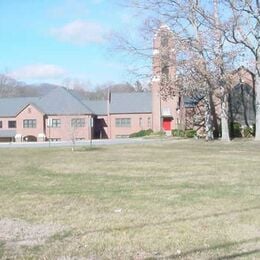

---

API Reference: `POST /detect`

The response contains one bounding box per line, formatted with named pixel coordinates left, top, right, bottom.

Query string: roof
left=36, top=87, right=94, bottom=115
left=83, top=92, right=152, bottom=115
left=0, top=89, right=153, bottom=118
left=0, top=88, right=94, bottom=117
left=110, top=92, right=152, bottom=114
left=83, top=100, right=107, bottom=115
left=183, top=96, right=203, bottom=108
left=0, top=97, right=39, bottom=117
left=0, top=130, right=16, bottom=138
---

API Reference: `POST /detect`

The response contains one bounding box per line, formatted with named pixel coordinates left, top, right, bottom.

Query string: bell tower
left=151, top=24, right=180, bottom=134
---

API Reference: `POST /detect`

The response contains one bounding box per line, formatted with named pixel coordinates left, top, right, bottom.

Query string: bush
left=185, top=129, right=197, bottom=138
left=129, top=129, right=153, bottom=138
left=243, top=125, right=255, bottom=138
left=172, top=129, right=197, bottom=138
left=230, top=122, right=242, bottom=138
left=172, top=129, right=185, bottom=137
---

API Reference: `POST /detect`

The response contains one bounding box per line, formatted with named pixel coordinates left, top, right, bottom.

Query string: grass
left=0, top=139, right=259, bottom=259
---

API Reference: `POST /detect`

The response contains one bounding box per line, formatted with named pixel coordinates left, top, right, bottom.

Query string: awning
left=0, top=130, right=16, bottom=138
left=161, top=115, right=173, bottom=119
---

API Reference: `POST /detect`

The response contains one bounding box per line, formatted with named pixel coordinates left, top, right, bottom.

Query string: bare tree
left=223, top=0, right=260, bottom=140
left=117, top=0, right=239, bottom=140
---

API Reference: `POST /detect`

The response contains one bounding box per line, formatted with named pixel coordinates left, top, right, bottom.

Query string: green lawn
left=0, top=139, right=259, bottom=259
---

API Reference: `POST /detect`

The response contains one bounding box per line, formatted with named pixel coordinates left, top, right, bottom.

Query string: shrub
left=243, top=125, right=255, bottom=138
left=172, top=129, right=197, bottom=138
left=185, top=129, right=197, bottom=138
left=230, top=122, right=242, bottom=138
left=172, top=129, right=185, bottom=137
left=129, top=129, right=153, bottom=138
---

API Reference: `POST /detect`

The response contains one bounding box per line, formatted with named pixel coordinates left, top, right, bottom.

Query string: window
left=115, top=118, right=131, bottom=127
left=139, top=117, right=143, bottom=127
left=52, top=119, right=61, bottom=128
left=71, top=118, right=85, bottom=128
left=8, top=121, right=16, bottom=128
left=23, top=119, right=36, bottom=128
left=161, top=34, right=169, bottom=47
left=162, top=65, right=169, bottom=79
left=147, top=117, right=151, bottom=128
left=0, top=121, right=2, bottom=128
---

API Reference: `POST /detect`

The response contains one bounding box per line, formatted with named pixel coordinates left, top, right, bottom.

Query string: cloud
left=50, top=20, right=105, bottom=45
left=8, top=64, right=66, bottom=80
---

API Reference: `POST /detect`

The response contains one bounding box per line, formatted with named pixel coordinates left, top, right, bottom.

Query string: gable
left=36, top=87, right=93, bottom=115
left=16, top=103, right=44, bottom=117
left=0, top=97, right=39, bottom=117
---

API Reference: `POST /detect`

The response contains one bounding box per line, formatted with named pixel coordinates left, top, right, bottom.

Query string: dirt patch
left=0, top=218, right=64, bottom=249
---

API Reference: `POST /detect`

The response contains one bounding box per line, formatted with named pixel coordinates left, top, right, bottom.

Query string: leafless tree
left=116, top=0, right=240, bottom=140
left=223, top=0, right=260, bottom=140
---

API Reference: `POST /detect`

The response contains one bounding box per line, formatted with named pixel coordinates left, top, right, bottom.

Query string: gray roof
left=83, top=92, right=152, bottom=115
left=0, top=88, right=94, bottom=117
left=183, top=96, right=203, bottom=108
left=0, top=130, right=16, bottom=137
left=0, top=97, right=39, bottom=117
left=36, top=87, right=93, bottom=115
left=110, top=92, right=152, bottom=114
left=83, top=100, right=107, bottom=115
left=0, top=89, right=153, bottom=118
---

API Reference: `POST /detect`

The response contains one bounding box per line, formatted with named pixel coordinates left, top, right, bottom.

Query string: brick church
left=0, top=25, right=255, bottom=142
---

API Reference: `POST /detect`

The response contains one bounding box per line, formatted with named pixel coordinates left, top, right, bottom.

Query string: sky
left=0, top=0, right=144, bottom=88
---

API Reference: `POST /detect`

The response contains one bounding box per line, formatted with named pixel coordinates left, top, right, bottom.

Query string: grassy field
left=0, top=139, right=259, bottom=259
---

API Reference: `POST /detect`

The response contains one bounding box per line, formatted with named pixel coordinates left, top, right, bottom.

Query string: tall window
left=71, top=118, right=85, bottom=128
left=161, top=34, right=169, bottom=47
left=23, top=119, right=36, bottom=128
left=139, top=117, right=143, bottom=128
left=52, top=119, right=61, bottom=128
left=8, top=121, right=16, bottom=128
left=147, top=117, right=151, bottom=128
left=115, top=118, right=131, bottom=127
left=0, top=121, right=2, bottom=128
left=162, top=65, right=169, bottom=78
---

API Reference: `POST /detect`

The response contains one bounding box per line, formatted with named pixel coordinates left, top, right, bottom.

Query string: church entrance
left=162, top=118, right=172, bottom=131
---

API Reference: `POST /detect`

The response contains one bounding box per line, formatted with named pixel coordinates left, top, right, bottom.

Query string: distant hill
left=0, top=74, right=145, bottom=99
left=26, top=83, right=61, bottom=96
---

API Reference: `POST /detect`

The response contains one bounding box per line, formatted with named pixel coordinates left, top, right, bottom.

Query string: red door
left=163, top=118, right=171, bottom=131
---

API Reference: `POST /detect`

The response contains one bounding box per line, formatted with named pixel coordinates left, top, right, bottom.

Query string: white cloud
left=50, top=20, right=105, bottom=45
left=8, top=64, right=66, bottom=80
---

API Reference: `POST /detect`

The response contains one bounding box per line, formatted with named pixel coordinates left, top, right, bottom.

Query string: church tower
left=151, top=24, right=181, bottom=134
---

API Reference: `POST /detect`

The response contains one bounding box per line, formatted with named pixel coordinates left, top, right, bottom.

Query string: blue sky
left=0, top=0, right=144, bottom=88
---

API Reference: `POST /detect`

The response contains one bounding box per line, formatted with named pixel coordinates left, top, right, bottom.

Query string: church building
left=0, top=25, right=255, bottom=142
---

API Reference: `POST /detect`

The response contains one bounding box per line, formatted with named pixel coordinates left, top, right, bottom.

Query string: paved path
left=0, top=137, right=164, bottom=148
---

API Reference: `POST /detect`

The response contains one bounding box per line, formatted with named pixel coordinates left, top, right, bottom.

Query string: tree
left=119, top=0, right=239, bottom=140
left=0, top=74, right=43, bottom=97
left=223, top=0, right=260, bottom=140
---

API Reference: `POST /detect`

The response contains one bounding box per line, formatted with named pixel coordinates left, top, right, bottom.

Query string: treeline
left=0, top=74, right=148, bottom=99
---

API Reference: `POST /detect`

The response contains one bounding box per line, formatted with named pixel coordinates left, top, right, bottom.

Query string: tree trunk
left=204, top=94, right=214, bottom=141
left=214, top=0, right=230, bottom=141
left=221, top=91, right=230, bottom=141
left=255, top=55, right=260, bottom=140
